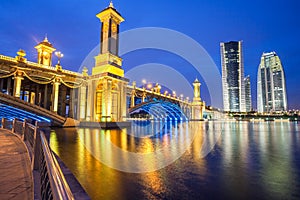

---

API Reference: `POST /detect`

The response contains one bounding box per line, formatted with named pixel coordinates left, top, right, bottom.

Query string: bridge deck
left=0, top=129, right=33, bottom=200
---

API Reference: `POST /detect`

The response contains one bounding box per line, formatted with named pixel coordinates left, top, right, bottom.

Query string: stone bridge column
left=88, top=80, right=96, bottom=121
left=130, top=81, right=136, bottom=108
left=79, top=84, right=87, bottom=120
left=68, top=89, right=74, bottom=118
left=51, top=78, right=61, bottom=113
left=13, top=71, right=24, bottom=98
left=142, top=88, right=146, bottom=103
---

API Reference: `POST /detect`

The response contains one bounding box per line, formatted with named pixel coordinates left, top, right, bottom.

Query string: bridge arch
left=129, top=100, right=188, bottom=121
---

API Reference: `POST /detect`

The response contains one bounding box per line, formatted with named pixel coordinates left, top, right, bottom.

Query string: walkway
left=0, top=129, right=33, bottom=200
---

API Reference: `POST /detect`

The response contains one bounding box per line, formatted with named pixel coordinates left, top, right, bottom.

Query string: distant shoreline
left=228, top=113, right=299, bottom=122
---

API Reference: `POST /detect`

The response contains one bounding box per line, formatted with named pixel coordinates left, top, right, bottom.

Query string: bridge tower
left=92, top=1, right=124, bottom=77
left=191, top=78, right=205, bottom=120
left=83, top=2, right=128, bottom=123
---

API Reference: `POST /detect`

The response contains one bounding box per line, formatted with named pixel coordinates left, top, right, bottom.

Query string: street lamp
left=157, top=85, right=161, bottom=93
left=55, top=51, right=64, bottom=65
left=172, top=91, right=176, bottom=97
left=147, top=83, right=152, bottom=90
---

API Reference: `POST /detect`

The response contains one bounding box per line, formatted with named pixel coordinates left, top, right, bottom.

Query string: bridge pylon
left=191, top=78, right=205, bottom=120
left=80, top=2, right=129, bottom=124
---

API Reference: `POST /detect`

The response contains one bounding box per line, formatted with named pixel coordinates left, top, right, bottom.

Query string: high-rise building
left=220, top=41, right=246, bottom=112
left=257, top=52, right=287, bottom=113
left=244, top=75, right=252, bottom=112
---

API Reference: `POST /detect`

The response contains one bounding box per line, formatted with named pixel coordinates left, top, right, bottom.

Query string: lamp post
left=147, top=83, right=152, bottom=90
left=55, top=51, right=64, bottom=65
left=172, top=91, right=176, bottom=98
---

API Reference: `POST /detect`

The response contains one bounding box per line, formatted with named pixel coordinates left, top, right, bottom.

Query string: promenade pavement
left=0, top=129, right=33, bottom=200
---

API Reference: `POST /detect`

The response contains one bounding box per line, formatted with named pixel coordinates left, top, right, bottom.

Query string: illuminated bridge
left=127, top=82, right=194, bottom=121
left=0, top=3, right=216, bottom=126
left=129, top=101, right=189, bottom=121
left=0, top=50, right=207, bottom=125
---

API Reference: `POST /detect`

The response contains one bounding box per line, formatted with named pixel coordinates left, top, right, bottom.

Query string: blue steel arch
left=129, top=100, right=188, bottom=121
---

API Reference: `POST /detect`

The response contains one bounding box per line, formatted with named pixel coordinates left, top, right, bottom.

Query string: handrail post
left=12, top=118, right=16, bottom=133
left=22, top=119, right=27, bottom=141
left=1, top=118, right=6, bottom=129
left=32, top=121, right=41, bottom=170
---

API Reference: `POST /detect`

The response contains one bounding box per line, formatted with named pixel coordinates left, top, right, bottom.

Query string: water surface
left=50, top=121, right=300, bottom=199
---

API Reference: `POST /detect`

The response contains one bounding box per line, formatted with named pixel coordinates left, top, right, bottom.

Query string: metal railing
left=1, top=118, right=74, bottom=200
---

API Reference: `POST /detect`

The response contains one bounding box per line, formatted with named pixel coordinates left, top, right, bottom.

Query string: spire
left=44, top=34, right=48, bottom=42
left=194, top=78, right=200, bottom=83
left=109, top=1, right=114, bottom=8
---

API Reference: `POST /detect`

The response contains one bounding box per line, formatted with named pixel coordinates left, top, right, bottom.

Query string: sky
left=1, top=0, right=300, bottom=109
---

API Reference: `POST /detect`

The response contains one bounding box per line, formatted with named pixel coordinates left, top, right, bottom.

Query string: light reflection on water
left=50, top=121, right=300, bottom=200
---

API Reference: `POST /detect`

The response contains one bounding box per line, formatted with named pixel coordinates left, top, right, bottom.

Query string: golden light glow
left=147, top=83, right=152, bottom=89
left=92, top=64, right=124, bottom=77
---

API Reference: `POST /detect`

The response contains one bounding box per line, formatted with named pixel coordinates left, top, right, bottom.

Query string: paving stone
left=0, top=129, right=33, bottom=200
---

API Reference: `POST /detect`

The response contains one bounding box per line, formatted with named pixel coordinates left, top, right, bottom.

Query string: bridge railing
left=1, top=118, right=74, bottom=200
left=1, top=118, right=13, bottom=129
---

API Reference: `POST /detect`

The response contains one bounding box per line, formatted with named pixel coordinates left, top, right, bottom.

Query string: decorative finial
left=82, top=67, right=88, bottom=76
left=43, top=34, right=48, bottom=42
left=16, top=49, right=27, bottom=62
left=109, top=1, right=114, bottom=8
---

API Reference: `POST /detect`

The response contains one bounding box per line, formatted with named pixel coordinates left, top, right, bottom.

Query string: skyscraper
left=244, top=75, right=252, bottom=112
left=257, top=52, right=287, bottom=113
left=220, top=41, right=246, bottom=112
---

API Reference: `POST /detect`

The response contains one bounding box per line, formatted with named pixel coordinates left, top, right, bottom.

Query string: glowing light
left=147, top=83, right=152, bottom=89
left=55, top=51, right=64, bottom=65
left=55, top=51, right=64, bottom=58
left=172, top=91, right=176, bottom=97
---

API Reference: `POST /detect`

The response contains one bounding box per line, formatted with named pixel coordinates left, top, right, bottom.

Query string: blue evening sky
left=1, top=0, right=299, bottom=109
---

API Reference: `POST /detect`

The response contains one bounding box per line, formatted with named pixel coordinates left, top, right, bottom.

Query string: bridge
left=127, top=82, right=198, bottom=121
left=0, top=2, right=222, bottom=126
left=0, top=51, right=207, bottom=125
